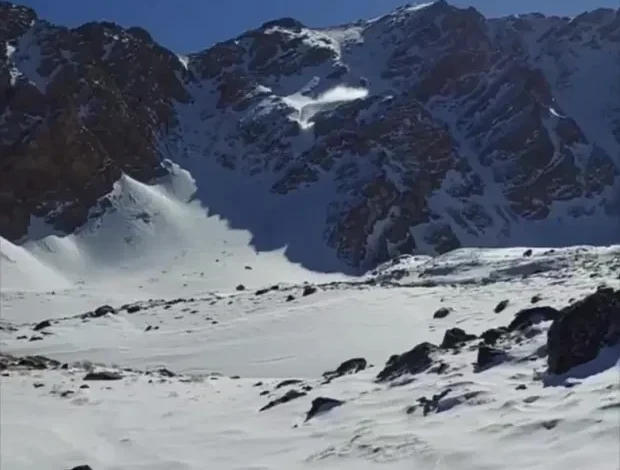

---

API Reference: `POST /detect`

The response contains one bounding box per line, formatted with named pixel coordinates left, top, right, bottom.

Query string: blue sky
left=19, top=0, right=617, bottom=52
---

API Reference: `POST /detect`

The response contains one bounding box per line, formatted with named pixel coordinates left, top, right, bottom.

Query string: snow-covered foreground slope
left=1, top=244, right=619, bottom=469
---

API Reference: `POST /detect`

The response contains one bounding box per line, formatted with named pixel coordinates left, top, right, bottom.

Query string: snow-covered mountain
left=2, top=4, right=620, bottom=468
left=1, top=1, right=619, bottom=271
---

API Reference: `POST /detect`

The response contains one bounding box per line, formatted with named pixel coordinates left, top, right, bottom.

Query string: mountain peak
left=1, top=2, right=619, bottom=269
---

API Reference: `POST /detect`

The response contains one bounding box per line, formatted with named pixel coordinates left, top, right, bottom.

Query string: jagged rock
left=547, top=288, right=620, bottom=375
left=475, top=345, right=507, bottom=371
left=158, top=368, right=176, bottom=378
left=440, top=327, right=477, bottom=349
left=494, top=300, right=509, bottom=313
left=83, top=370, right=124, bottom=381
left=302, top=285, right=317, bottom=297
left=376, top=342, right=437, bottom=382
left=259, top=389, right=306, bottom=412
left=433, top=307, right=452, bottom=319
left=480, top=327, right=507, bottom=345
left=304, top=397, right=344, bottom=422
left=531, top=294, right=542, bottom=304
left=323, top=357, right=367, bottom=381
left=125, top=304, right=141, bottom=313
left=523, top=249, right=533, bottom=257
left=285, top=295, right=295, bottom=302
left=33, top=319, right=52, bottom=331
left=507, top=306, right=559, bottom=331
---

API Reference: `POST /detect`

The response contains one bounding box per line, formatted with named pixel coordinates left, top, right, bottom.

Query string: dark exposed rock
left=523, top=249, right=533, bottom=257
left=68, top=466, right=93, bottom=470
left=29, top=335, right=44, bottom=342
left=531, top=294, right=542, bottom=304
left=323, top=357, right=367, bottom=381
left=33, top=319, right=52, bottom=331
left=286, top=295, right=295, bottom=302
left=82, top=305, right=115, bottom=319
left=440, top=327, right=477, bottom=349
left=433, top=307, right=452, bottom=319
left=507, top=306, right=559, bottom=331
left=305, top=397, right=344, bottom=422
left=83, top=370, right=124, bottom=381
left=275, top=379, right=303, bottom=389
left=475, top=345, right=508, bottom=371
left=494, top=300, right=509, bottom=313
left=255, top=287, right=270, bottom=296
left=480, top=327, right=507, bottom=345
left=547, top=288, right=620, bottom=375
left=125, top=304, right=141, bottom=313
left=302, top=285, right=318, bottom=297
left=236, top=284, right=246, bottom=291
left=259, top=389, right=306, bottom=412
left=158, top=368, right=176, bottom=378
left=376, top=342, right=437, bottom=382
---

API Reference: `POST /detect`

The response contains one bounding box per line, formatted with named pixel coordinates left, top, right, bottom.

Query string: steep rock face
left=1, top=3, right=189, bottom=239
left=1, top=1, right=619, bottom=268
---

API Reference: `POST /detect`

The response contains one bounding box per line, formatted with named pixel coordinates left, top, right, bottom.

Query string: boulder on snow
left=68, top=466, right=93, bottom=470
left=494, top=299, right=509, bottom=313
left=433, top=307, right=451, bottom=319
left=547, top=288, right=620, bottom=375
left=305, top=397, right=344, bottom=422
left=83, top=370, right=124, bottom=381
left=480, top=327, right=507, bottom=345
left=302, top=285, right=317, bottom=297
left=475, top=345, right=508, bottom=371
left=507, top=306, right=559, bottom=332
left=33, top=319, right=52, bottom=331
left=376, top=342, right=437, bottom=382
left=440, top=327, right=476, bottom=349
left=323, top=357, right=367, bottom=381
left=259, top=389, right=307, bottom=412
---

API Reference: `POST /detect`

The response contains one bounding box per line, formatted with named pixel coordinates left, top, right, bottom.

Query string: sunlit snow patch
left=283, top=85, right=369, bottom=129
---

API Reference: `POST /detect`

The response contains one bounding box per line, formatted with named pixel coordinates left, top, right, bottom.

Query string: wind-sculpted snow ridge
left=2, top=1, right=620, bottom=271
left=1, top=245, right=619, bottom=469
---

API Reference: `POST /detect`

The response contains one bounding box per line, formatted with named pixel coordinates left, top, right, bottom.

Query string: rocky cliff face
left=1, top=1, right=619, bottom=268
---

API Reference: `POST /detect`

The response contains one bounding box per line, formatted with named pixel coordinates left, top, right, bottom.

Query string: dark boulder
left=480, top=327, right=507, bottom=345
left=83, top=370, right=123, bottom=381
left=69, top=466, right=93, bottom=470
left=323, top=357, right=367, bottom=381
left=259, top=389, right=306, bottom=412
left=33, top=319, right=52, bottom=331
left=302, top=285, right=317, bottom=297
left=305, top=397, right=344, bottom=422
left=494, top=299, right=509, bottom=313
left=376, top=342, right=437, bottom=382
left=93, top=305, right=115, bottom=317
left=440, top=328, right=477, bottom=349
left=433, top=307, right=451, bottom=319
left=475, top=345, right=507, bottom=371
left=547, top=288, right=620, bottom=375
left=507, top=306, right=559, bottom=332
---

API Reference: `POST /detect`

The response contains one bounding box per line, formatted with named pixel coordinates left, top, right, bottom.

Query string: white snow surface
left=2, top=203, right=620, bottom=469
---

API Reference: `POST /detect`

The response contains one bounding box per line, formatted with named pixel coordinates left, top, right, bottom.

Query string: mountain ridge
left=1, top=1, right=619, bottom=271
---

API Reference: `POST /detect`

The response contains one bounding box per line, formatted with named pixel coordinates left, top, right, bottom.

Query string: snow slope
left=1, top=240, right=619, bottom=469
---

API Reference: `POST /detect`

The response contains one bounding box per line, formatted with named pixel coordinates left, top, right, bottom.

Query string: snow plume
left=283, top=85, right=369, bottom=129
